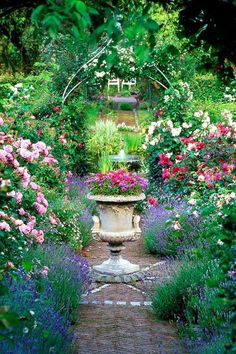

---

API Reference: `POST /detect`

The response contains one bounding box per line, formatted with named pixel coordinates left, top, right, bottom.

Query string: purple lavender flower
left=142, top=202, right=204, bottom=256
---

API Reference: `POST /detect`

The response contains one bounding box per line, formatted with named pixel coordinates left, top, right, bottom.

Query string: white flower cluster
left=215, top=192, right=236, bottom=209
left=224, top=86, right=236, bottom=102
left=9, top=83, right=34, bottom=100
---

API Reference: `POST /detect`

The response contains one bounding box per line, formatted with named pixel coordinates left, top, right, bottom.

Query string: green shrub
left=191, top=73, right=224, bottom=103
left=124, top=133, right=142, bottom=153
left=119, top=102, right=133, bottom=110
left=87, top=120, right=121, bottom=159
left=152, top=256, right=225, bottom=334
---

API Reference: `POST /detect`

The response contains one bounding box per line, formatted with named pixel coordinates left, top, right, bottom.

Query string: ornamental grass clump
left=87, top=169, right=148, bottom=196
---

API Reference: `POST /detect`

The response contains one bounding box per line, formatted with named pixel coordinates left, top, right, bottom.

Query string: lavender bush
left=0, top=271, right=73, bottom=354
left=142, top=202, right=204, bottom=256
left=28, top=242, right=91, bottom=322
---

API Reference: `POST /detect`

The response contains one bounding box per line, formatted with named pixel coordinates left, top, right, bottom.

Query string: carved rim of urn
left=87, top=193, right=145, bottom=202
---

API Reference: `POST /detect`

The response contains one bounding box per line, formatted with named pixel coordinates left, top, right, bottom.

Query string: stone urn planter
left=88, top=193, right=145, bottom=276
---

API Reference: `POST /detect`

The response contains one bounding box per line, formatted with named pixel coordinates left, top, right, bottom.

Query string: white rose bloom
left=182, top=122, right=192, bottom=128
left=197, top=175, right=205, bottom=182
left=172, top=221, right=181, bottom=230
left=194, top=111, right=203, bottom=118
left=217, top=239, right=224, bottom=246
left=188, top=198, right=196, bottom=205
left=166, top=120, right=173, bottom=128
left=149, top=139, right=157, bottom=146
left=156, top=120, right=163, bottom=128
left=202, top=122, right=209, bottom=129
left=171, top=127, right=182, bottom=137
left=187, top=143, right=196, bottom=151
left=164, top=95, right=170, bottom=102
left=209, top=125, right=218, bottom=133
left=15, top=83, right=23, bottom=88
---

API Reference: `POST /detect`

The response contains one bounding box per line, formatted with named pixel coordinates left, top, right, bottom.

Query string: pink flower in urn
left=34, top=202, right=47, bottom=215
left=0, top=221, right=11, bottom=231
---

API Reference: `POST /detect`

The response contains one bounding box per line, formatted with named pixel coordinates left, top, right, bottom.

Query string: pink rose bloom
left=14, top=219, right=24, bottom=226
left=30, top=182, right=41, bottom=191
left=65, top=186, right=70, bottom=193
left=36, top=193, right=48, bottom=207
left=55, top=167, right=60, bottom=176
left=18, top=208, right=26, bottom=216
left=22, top=173, right=31, bottom=188
left=19, top=224, right=32, bottom=235
left=20, top=139, right=31, bottom=149
left=49, top=211, right=60, bottom=225
left=6, top=261, right=14, bottom=269
left=0, top=150, right=8, bottom=163
left=4, top=145, right=13, bottom=153
left=0, top=117, right=4, bottom=125
left=0, top=221, right=10, bottom=231
left=67, top=171, right=73, bottom=178
left=32, top=229, right=44, bottom=244
left=0, top=211, right=8, bottom=218
left=34, top=202, right=47, bottom=215
left=13, top=159, right=20, bottom=168
left=7, top=191, right=23, bottom=204
left=43, top=155, right=58, bottom=165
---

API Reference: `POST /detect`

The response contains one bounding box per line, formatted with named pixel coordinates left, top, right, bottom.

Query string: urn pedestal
left=88, top=194, right=145, bottom=276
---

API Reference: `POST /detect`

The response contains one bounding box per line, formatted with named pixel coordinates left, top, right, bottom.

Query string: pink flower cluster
left=0, top=118, right=57, bottom=250
left=88, top=169, right=148, bottom=196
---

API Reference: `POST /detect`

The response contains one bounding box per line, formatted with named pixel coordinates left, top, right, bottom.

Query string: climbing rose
left=0, top=221, right=10, bottom=231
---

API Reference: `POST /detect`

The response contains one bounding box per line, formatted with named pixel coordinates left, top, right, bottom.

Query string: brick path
left=72, top=239, right=187, bottom=354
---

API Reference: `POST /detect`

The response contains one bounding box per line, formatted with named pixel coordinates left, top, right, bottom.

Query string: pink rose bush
left=87, top=169, right=148, bottom=196
left=0, top=117, right=60, bottom=270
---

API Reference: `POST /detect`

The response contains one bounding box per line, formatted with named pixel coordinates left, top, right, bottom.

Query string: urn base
left=93, top=256, right=140, bottom=275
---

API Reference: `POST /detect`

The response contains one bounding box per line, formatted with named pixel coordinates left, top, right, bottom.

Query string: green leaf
left=76, top=1, right=87, bottom=15
left=0, top=307, right=19, bottom=329
left=22, top=259, right=31, bottom=273
left=31, top=5, right=46, bottom=22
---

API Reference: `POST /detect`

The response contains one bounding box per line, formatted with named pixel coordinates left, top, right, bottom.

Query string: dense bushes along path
left=73, top=239, right=187, bottom=354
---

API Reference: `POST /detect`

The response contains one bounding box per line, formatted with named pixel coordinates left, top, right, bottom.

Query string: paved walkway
left=72, top=239, right=187, bottom=354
